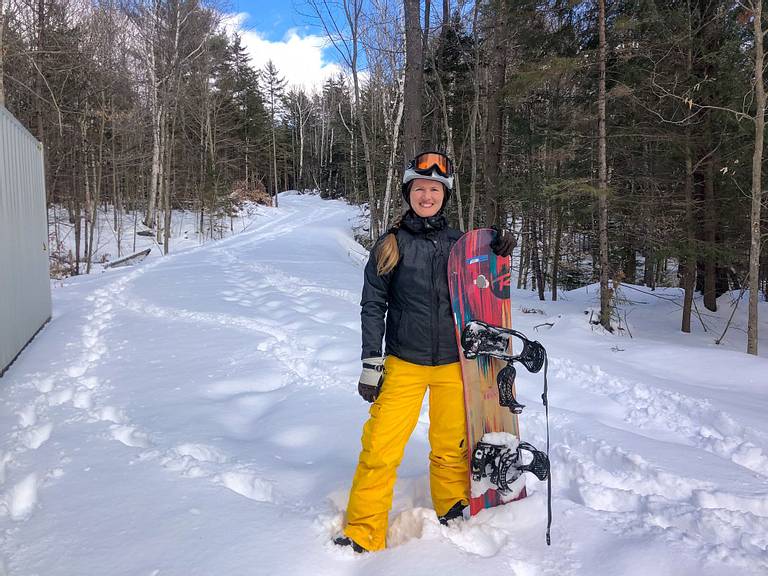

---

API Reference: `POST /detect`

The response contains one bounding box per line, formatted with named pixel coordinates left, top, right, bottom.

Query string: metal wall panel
left=0, top=105, right=52, bottom=376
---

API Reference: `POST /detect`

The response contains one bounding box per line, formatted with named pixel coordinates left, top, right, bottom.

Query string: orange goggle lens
left=413, top=153, right=452, bottom=177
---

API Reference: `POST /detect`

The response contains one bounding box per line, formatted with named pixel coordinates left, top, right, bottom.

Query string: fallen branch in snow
left=715, top=284, right=748, bottom=345
left=619, top=284, right=718, bottom=327
left=534, top=322, right=554, bottom=331
left=618, top=284, right=679, bottom=304
left=105, top=248, right=152, bottom=269
left=622, top=309, right=633, bottom=338
left=521, top=307, right=546, bottom=315
left=691, top=296, right=708, bottom=333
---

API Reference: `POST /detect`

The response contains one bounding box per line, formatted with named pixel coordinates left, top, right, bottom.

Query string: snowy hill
left=1, top=192, right=766, bottom=576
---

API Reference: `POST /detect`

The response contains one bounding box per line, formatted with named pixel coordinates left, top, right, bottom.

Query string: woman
left=334, top=151, right=515, bottom=553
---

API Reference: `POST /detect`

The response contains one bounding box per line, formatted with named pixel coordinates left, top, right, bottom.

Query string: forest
left=1, top=0, right=766, bottom=353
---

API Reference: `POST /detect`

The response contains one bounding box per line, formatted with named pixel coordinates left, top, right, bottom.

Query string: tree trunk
left=681, top=145, right=695, bottom=333
left=531, top=215, right=545, bottom=301
left=271, top=111, right=279, bottom=207
left=382, top=72, right=405, bottom=232
left=517, top=218, right=527, bottom=289
left=298, top=103, right=308, bottom=186
left=146, top=7, right=162, bottom=228
left=432, top=45, right=464, bottom=230
left=643, top=249, right=655, bottom=287
left=468, top=0, right=481, bottom=230
left=86, top=105, right=106, bottom=273
left=198, top=92, right=206, bottom=237
left=110, top=97, right=122, bottom=258
left=34, top=0, right=45, bottom=143
left=403, top=0, right=424, bottom=163
left=484, top=0, right=508, bottom=227
left=623, top=242, right=636, bottom=284
left=703, top=153, right=717, bottom=311
left=74, top=200, right=81, bottom=275
left=355, top=77, right=378, bottom=238
left=597, top=0, right=612, bottom=331
left=0, top=0, right=6, bottom=107
left=156, top=104, right=167, bottom=243
left=551, top=204, right=563, bottom=301
left=748, top=0, right=765, bottom=355
left=164, top=107, right=177, bottom=254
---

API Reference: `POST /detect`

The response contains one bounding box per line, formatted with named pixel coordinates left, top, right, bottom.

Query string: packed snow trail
left=0, top=192, right=766, bottom=575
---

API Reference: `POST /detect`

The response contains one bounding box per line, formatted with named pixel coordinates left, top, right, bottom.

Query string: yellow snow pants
left=343, top=355, right=469, bottom=551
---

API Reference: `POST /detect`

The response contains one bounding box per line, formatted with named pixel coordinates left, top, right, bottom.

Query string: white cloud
left=223, top=13, right=344, bottom=94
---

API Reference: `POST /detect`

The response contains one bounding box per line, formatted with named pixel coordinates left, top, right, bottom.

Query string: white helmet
left=401, top=151, right=454, bottom=206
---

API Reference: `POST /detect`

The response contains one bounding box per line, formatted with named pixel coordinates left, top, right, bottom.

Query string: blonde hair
left=376, top=214, right=405, bottom=275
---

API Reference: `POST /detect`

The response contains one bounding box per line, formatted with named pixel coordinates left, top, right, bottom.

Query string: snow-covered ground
left=48, top=202, right=266, bottom=277
left=1, top=192, right=767, bottom=575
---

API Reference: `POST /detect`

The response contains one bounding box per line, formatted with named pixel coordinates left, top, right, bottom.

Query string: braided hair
left=375, top=214, right=405, bottom=276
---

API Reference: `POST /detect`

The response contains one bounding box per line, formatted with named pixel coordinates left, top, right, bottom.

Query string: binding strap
left=542, top=353, right=551, bottom=545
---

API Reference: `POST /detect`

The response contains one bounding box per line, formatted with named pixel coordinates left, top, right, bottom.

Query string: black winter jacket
left=361, top=211, right=464, bottom=366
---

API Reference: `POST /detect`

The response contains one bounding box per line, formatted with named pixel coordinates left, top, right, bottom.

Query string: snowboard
left=447, top=228, right=526, bottom=515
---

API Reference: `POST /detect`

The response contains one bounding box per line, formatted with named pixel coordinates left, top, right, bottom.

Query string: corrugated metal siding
left=0, top=105, right=52, bottom=376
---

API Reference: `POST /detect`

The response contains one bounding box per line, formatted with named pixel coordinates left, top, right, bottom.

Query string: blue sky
left=224, top=0, right=345, bottom=91
left=232, top=1, right=319, bottom=42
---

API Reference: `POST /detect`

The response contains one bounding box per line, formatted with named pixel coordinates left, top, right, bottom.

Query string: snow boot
left=438, top=501, right=466, bottom=525
left=333, top=535, right=367, bottom=553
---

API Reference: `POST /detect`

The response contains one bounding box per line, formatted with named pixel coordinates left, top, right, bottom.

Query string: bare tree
left=747, top=0, right=765, bottom=355
left=597, top=0, right=611, bottom=331
left=263, top=60, right=286, bottom=206
left=308, top=0, right=379, bottom=239
left=0, top=0, right=9, bottom=106
left=467, top=0, right=480, bottom=230
left=366, top=0, right=405, bottom=231
left=288, top=88, right=314, bottom=187
left=124, top=0, right=210, bottom=232
left=428, top=1, right=463, bottom=229
left=403, top=0, right=423, bottom=162
left=483, top=0, right=508, bottom=227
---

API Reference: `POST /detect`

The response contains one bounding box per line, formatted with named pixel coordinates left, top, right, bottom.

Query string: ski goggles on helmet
left=409, top=152, right=454, bottom=179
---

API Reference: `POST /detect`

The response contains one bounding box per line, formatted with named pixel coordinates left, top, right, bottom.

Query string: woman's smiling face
left=409, top=178, right=445, bottom=218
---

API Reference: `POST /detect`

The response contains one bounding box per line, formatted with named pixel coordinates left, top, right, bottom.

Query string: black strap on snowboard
left=497, top=364, right=525, bottom=414
left=472, top=440, right=550, bottom=493
left=542, top=353, right=551, bottom=545
left=460, top=320, right=552, bottom=545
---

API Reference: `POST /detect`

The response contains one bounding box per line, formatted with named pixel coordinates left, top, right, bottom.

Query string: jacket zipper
left=430, top=236, right=440, bottom=365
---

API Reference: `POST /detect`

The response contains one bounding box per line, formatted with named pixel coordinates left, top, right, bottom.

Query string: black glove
left=490, top=226, right=516, bottom=257
left=358, top=357, right=384, bottom=402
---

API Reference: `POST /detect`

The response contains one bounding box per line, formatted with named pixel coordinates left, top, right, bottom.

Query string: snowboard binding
left=471, top=440, right=550, bottom=494
left=461, top=320, right=545, bottom=371
left=461, top=320, right=547, bottom=414
left=497, top=364, right=525, bottom=414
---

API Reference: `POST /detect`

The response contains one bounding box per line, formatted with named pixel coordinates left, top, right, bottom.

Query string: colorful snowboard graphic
left=447, top=228, right=526, bottom=515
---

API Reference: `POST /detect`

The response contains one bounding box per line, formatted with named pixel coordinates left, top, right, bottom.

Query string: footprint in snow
left=92, top=405, right=124, bottom=424
left=72, top=389, right=94, bottom=410
left=16, top=405, right=38, bottom=428
left=383, top=506, right=512, bottom=558
left=66, top=364, right=89, bottom=379
left=47, top=388, right=74, bottom=406
left=110, top=425, right=150, bottom=448
left=214, top=470, right=274, bottom=503
left=0, top=452, right=13, bottom=484
left=173, top=443, right=228, bottom=464
left=19, top=423, right=53, bottom=450
left=158, top=443, right=230, bottom=479
left=78, top=376, right=100, bottom=390
left=203, top=377, right=286, bottom=400
left=3, top=473, right=39, bottom=521
left=31, top=376, right=55, bottom=394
